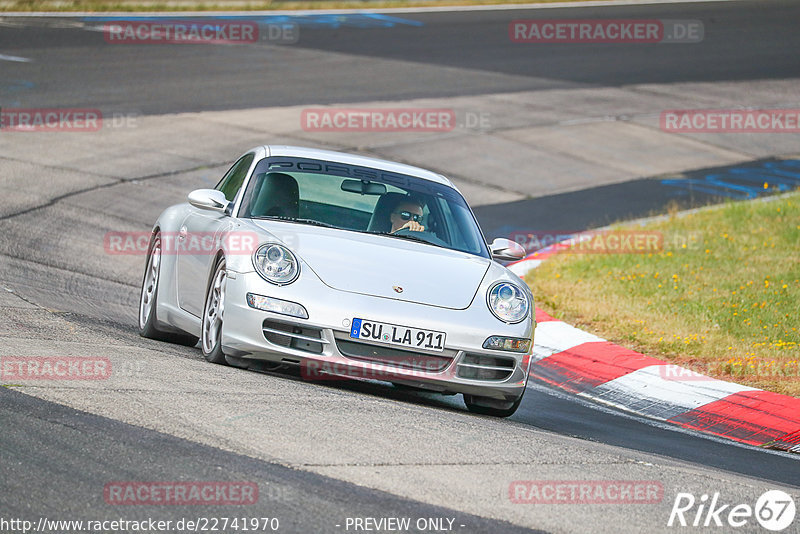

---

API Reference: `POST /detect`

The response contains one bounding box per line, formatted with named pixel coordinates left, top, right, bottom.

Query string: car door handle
left=178, top=226, right=188, bottom=241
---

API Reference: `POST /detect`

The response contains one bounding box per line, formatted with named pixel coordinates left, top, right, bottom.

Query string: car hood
left=251, top=221, right=490, bottom=309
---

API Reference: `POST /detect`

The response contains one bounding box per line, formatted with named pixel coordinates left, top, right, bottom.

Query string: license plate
left=350, top=318, right=446, bottom=352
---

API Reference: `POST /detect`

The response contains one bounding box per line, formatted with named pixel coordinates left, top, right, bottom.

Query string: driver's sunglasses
left=395, top=211, right=423, bottom=222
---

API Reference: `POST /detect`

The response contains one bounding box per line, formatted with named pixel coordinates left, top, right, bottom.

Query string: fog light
left=483, top=336, right=531, bottom=353
left=246, top=293, right=308, bottom=319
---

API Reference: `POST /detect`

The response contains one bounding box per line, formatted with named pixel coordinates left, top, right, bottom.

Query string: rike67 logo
left=668, top=490, right=796, bottom=531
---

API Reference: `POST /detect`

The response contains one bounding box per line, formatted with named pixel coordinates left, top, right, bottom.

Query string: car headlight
left=487, top=282, right=529, bottom=323
left=253, top=243, right=299, bottom=285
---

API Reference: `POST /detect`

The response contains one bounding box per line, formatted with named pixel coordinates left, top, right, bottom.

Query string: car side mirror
left=188, top=189, right=229, bottom=212
left=490, top=238, right=526, bottom=261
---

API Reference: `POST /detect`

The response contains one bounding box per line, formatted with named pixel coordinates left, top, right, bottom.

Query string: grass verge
left=526, top=191, right=800, bottom=397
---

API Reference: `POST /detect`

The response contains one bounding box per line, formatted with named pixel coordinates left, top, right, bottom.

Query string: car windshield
left=236, top=156, right=489, bottom=258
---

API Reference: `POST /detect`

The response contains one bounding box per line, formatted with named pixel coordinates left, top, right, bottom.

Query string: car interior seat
left=250, top=172, right=299, bottom=219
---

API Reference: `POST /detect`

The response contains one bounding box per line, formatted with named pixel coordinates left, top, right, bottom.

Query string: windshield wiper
left=293, top=218, right=337, bottom=228
left=252, top=216, right=336, bottom=229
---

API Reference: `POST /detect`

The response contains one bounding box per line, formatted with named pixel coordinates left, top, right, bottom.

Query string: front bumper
left=221, top=270, right=534, bottom=402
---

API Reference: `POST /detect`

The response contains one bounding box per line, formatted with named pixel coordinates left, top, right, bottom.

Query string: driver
left=390, top=197, right=425, bottom=233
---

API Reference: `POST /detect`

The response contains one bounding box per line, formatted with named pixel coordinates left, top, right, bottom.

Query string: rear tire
left=138, top=232, right=199, bottom=347
left=463, top=393, right=524, bottom=418
left=202, top=257, right=228, bottom=365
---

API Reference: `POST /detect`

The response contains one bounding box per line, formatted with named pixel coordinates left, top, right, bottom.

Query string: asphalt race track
left=1, top=1, right=799, bottom=533
left=1, top=2, right=799, bottom=112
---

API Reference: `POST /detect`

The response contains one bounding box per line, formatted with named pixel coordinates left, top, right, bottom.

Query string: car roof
left=261, top=145, right=456, bottom=188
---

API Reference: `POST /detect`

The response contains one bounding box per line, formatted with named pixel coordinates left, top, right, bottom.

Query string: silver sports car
left=139, top=145, right=534, bottom=416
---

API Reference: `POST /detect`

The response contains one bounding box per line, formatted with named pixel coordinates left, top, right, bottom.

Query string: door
left=177, top=153, right=254, bottom=316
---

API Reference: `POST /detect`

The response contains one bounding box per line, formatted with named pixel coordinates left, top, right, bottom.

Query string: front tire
left=463, top=392, right=524, bottom=418
left=202, top=257, right=228, bottom=365
left=139, top=232, right=199, bottom=346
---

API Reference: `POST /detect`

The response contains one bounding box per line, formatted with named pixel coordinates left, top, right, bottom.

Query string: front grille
left=335, top=338, right=453, bottom=372
left=262, top=319, right=325, bottom=354
left=457, top=353, right=516, bottom=381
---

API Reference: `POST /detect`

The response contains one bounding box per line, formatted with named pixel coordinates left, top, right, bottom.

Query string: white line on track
left=0, top=53, right=31, bottom=62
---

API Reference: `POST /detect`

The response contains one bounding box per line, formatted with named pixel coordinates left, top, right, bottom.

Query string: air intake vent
left=336, top=339, right=453, bottom=372
left=262, top=319, right=325, bottom=354
left=457, top=353, right=515, bottom=381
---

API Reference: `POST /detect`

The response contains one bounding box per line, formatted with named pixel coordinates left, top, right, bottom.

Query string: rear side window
left=216, top=153, right=255, bottom=201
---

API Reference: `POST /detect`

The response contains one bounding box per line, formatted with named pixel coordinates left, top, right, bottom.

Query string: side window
left=216, top=153, right=255, bottom=201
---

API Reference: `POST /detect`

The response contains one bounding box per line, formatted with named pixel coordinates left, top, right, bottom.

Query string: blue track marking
left=82, top=13, right=424, bottom=28
left=661, top=158, right=800, bottom=199
left=0, top=80, right=35, bottom=107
